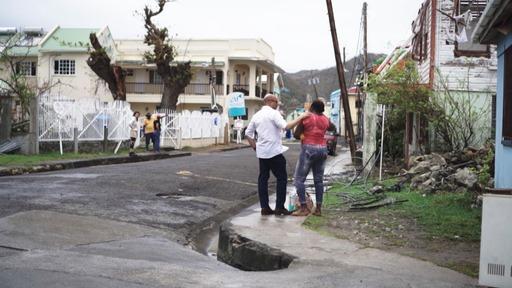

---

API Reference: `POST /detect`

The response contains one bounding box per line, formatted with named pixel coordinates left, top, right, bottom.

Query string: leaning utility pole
left=326, top=0, right=356, bottom=159
left=359, top=2, right=368, bottom=138
left=363, top=2, right=368, bottom=77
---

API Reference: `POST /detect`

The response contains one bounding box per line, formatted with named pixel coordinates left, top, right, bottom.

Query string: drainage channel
left=177, top=155, right=354, bottom=271
left=188, top=184, right=302, bottom=271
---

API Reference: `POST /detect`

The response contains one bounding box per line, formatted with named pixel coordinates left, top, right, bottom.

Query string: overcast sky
left=1, top=0, right=425, bottom=72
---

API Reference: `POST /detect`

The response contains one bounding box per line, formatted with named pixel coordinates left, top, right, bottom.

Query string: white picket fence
left=37, top=95, right=225, bottom=152
left=156, top=109, right=224, bottom=149
left=38, top=94, right=132, bottom=143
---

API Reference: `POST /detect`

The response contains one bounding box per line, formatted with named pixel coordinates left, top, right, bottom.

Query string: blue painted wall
left=495, top=33, right=512, bottom=188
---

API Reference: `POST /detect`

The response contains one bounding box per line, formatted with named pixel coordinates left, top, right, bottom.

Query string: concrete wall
left=363, top=93, right=378, bottom=172
left=495, top=34, right=512, bottom=188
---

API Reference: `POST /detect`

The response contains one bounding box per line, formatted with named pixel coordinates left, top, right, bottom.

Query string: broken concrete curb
left=0, top=152, right=191, bottom=177
left=217, top=221, right=295, bottom=271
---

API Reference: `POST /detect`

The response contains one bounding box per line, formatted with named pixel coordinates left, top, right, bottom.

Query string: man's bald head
left=263, top=94, right=279, bottom=109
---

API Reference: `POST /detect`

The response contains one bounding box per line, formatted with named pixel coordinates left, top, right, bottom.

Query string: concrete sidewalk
left=218, top=150, right=477, bottom=287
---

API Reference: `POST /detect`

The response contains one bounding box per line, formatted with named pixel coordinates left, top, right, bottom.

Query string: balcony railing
left=126, top=82, right=224, bottom=95
left=231, top=84, right=249, bottom=96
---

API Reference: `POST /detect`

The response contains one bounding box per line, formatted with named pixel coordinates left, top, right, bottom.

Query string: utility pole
left=359, top=2, right=368, bottom=139
left=326, top=0, right=356, bottom=159
left=363, top=2, right=368, bottom=78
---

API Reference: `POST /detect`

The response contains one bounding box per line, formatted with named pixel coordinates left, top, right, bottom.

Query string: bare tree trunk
left=87, top=33, right=126, bottom=101
left=161, top=83, right=175, bottom=110
left=28, top=96, right=39, bottom=154
left=0, top=95, right=12, bottom=141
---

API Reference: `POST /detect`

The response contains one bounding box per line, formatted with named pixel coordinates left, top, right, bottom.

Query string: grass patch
left=319, top=181, right=481, bottom=241
left=384, top=190, right=481, bottom=241
left=0, top=148, right=141, bottom=167
left=304, top=179, right=481, bottom=277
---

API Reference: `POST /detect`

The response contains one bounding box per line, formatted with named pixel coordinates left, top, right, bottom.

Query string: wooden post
left=103, top=126, right=108, bottom=152
left=326, top=0, right=357, bottom=159
left=363, top=2, right=368, bottom=77
left=360, top=2, right=368, bottom=140
left=73, top=127, right=79, bottom=154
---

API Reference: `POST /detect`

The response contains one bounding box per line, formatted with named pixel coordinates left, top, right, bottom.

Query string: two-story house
left=117, top=38, right=282, bottom=123
left=0, top=27, right=45, bottom=125
left=409, top=0, right=497, bottom=152
left=37, top=26, right=114, bottom=103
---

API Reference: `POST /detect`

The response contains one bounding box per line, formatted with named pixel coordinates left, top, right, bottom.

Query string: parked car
left=325, top=131, right=338, bottom=156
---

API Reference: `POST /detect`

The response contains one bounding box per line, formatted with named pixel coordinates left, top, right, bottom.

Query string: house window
left=502, top=46, right=512, bottom=145
left=149, top=70, right=163, bottom=84
left=215, top=70, right=223, bottom=85
left=454, top=0, right=490, bottom=58
left=126, top=69, right=134, bottom=77
left=54, top=59, right=75, bottom=75
left=16, top=61, right=37, bottom=76
left=411, top=3, right=428, bottom=62
left=235, top=71, right=241, bottom=85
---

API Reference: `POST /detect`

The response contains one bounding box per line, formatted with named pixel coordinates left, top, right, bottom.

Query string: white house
left=116, top=38, right=283, bottom=124
left=37, top=26, right=114, bottom=103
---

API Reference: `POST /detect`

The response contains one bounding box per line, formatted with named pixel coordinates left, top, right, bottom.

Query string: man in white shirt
left=245, top=94, right=309, bottom=216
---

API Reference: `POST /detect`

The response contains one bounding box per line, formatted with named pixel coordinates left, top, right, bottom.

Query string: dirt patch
left=313, top=208, right=479, bottom=277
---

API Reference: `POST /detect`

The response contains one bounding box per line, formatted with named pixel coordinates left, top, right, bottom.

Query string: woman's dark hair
left=309, top=99, right=325, bottom=114
left=133, top=111, right=140, bottom=117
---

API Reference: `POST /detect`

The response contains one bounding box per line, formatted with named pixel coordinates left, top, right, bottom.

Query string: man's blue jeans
left=294, top=145, right=328, bottom=205
left=258, top=154, right=287, bottom=210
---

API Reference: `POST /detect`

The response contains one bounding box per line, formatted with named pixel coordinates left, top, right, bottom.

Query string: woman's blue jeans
left=293, top=144, right=328, bottom=205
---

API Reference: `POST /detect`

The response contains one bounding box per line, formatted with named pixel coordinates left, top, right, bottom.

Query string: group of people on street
left=245, top=93, right=335, bottom=217
left=129, top=111, right=163, bottom=155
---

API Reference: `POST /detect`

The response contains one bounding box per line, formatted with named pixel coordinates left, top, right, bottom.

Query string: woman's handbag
left=293, top=120, right=304, bottom=140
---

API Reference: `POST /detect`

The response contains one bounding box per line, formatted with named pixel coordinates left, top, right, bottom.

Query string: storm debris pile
left=406, top=145, right=494, bottom=195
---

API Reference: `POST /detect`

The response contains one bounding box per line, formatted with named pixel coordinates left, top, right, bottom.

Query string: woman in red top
left=292, top=100, right=331, bottom=216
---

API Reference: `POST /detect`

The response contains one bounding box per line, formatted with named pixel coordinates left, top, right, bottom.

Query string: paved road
left=0, top=144, right=475, bottom=287
left=0, top=144, right=301, bottom=245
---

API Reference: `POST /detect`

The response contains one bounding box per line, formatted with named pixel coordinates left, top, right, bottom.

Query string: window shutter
left=54, top=60, right=59, bottom=74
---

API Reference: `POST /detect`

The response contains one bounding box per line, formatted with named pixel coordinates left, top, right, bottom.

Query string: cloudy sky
left=1, top=0, right=425, bottom=72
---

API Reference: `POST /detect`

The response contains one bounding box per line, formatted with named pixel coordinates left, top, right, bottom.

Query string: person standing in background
left=129, top=111, right=140, bottom=156
left=143, top=112, right=155, bottom=151
left=153, top=114, right=161, bottom=153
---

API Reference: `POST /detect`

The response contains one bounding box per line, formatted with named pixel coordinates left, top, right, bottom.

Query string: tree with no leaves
left=0, top=31, right=57, bottom=140
left=143, top=0, right=192, bottom=110
left=87, top=33, right=126, bottom=101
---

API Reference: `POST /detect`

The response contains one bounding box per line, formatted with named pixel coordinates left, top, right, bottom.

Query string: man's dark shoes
left=274, top=208, right=292, bottom=216
left=261, top=207, right=274, bottom=216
